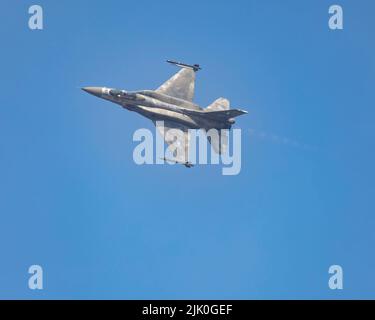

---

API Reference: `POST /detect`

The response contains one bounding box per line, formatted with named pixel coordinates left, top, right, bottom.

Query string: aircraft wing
left=156, top=68, right=196, bottom=102
left=153, top=120, right=191, bottom=164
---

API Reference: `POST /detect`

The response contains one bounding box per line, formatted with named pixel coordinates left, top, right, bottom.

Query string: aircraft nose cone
left=81, top=87, right=103, bottom=97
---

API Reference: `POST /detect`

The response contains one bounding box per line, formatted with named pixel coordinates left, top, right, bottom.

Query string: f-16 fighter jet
left=82, top=60, right=247, bottom=167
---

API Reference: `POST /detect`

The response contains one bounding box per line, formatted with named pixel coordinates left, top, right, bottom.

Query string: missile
left=160, top=157, right=194, bottom=168
left=166, top=60, right=201, bottom=72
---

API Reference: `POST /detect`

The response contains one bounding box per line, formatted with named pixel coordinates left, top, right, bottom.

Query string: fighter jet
left=82, top=60, right=247, bottom=167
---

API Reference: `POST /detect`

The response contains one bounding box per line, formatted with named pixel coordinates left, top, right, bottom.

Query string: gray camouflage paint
left=82, top=63, right=247, bottom=165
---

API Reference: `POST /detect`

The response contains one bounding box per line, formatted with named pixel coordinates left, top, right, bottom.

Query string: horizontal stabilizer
left=204, top=109, right=248, bottom=120
left=181, top=107, right=247, bottom=120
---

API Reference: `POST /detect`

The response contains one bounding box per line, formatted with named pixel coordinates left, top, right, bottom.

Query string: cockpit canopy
left=109, top=89, right=137, bottom=99
left=109, top=89, right=124, bottom=97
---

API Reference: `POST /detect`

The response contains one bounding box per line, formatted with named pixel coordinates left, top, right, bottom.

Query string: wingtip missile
left=166, top=60, right=201, bottom=72
left=160, top=157, right=194, bottom=168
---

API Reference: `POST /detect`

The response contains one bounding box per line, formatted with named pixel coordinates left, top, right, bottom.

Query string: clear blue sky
left=1, top=0, right=374, bottom=299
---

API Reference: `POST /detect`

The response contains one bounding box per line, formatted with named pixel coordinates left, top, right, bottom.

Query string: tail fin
left=207, top=129, right=228, bottom=154
left=204, top=98, right=247, bottom=154
left=206, top=98, right=230, bottom=111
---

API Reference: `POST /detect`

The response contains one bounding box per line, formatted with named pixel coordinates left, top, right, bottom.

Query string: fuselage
left=82, top=87, right=232, bottom=129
